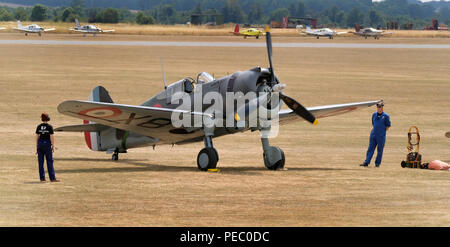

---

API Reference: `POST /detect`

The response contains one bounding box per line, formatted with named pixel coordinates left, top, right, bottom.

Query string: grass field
left=0, top=33, right=449, bottom=226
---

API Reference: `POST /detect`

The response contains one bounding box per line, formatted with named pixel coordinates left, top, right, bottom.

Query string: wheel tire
left=264, top=148, right=285, bottom=170
left=197, top=148, right=218, bottom=171
left=112, top=153, right=119, bottom=161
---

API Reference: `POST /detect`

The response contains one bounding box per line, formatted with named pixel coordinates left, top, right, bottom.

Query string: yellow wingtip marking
left=234, top=113, right=241, bottom=121
left=313, top=119, right=319, bottom=126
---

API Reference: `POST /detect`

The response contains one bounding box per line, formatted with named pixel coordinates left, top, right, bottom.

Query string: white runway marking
left=0, top=40, right=450, bottom=49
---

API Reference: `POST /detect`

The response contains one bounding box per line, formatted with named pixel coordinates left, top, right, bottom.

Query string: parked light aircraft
left=13, top=21, right=55, bottom=36
left=69, top=19, right=115, bottom=37
left=56, top=27, right=380, bottom=171
left=230, top=24, right=264, bottom=39
left=300, top=26, right=348, bottom=39
left=350, top=24, right=393, bottom=39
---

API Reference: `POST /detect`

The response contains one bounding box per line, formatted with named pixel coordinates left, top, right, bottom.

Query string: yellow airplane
left=230, top=24, right=265, bottom=39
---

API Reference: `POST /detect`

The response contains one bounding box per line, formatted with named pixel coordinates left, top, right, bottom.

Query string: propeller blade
left=280, top=93, right=318, bottom=125
left=265, top=26, right=274, bottom=82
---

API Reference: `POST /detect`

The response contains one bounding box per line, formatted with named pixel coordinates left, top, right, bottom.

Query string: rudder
left=84, top=86, right=114, bottom=151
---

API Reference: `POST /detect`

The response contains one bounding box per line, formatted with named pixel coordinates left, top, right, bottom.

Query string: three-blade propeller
left=264, top=26, right=318, bottom=125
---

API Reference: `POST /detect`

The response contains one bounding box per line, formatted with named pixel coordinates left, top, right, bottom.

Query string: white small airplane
left=350, top=24, right=393, bottom=39
left=300, top=26, right=347, bottom=39
left=69, top=19, right=115, bottom=37
left=13, top=21, right=55, bottom=36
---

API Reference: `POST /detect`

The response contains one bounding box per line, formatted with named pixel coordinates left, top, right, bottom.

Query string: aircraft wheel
left=112, top=153, right=119, bottom=161
left=197, top=147, right=218, bottom=171
left=263, top=146, right=285, bottom=170
left=256, top=36, right=259, bottom=39
left=25, top=33, right=28, bottom=36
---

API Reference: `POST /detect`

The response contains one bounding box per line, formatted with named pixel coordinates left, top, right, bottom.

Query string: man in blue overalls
left=360, top=102, right=391, bottom=167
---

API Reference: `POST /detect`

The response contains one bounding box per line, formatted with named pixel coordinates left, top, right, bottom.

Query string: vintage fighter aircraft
left=12, top=21, right=55, bottom=36
left=300, top=26, right=348, bottom=39
left=69, top=19, right=115, bottom=37
left=230, top=24, right=264, bottom=39
left=56, top=27, right=380, bottom=171
left=350, top=24, right=393, bottom=39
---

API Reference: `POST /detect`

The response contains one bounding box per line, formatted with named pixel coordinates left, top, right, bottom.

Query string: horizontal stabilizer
left=55, top=123, right=109, bottom=132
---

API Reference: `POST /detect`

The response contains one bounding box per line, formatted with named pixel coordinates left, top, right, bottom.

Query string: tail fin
left=306, top=25, right=311, bottom=30
left=75, top=18, right=80, bottom=29
left=84, top=86, right=114, bottom=151
left=17, top=21, right=22, bottom=28
left=233, top=24, right=239, bottom=33
left=354, top=24, right=360, bottom=32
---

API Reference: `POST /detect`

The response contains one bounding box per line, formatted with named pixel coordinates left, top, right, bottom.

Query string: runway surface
left=1, top=39, right=450, bottom=48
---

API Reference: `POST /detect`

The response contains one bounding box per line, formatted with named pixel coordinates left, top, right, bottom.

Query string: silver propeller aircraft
left=13, top=21, right=55, bottom=36
left=56, top=27, right=380, bottom=171
left=300, top=26, right=348, bottom=39
left=69, top=19, right=115, bottom=37
left=350, top=24, right=393, bottom=39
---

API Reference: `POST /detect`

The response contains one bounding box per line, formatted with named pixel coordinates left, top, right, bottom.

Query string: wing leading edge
left=278, top=100, right=381, bottom=125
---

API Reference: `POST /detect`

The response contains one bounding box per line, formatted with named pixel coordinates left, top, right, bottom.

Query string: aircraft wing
left=0, top=27, right=5, bottom=30
left=380, top=32, right=393, bottom=36
left=44, top=28, right=56, bottom=32
left=57, top=100, right=211, bottom=144
left=69, top=28, right=88, bottom=32
left=101, top=29, right=115, bottom=33
left=278, top=100, right=380, bottom=125
left=445, top=132, right=450, bottom=138
left=336, top=31, right=348, bottom=35
left=13, top=27, right=27, bottom=32
left=55, top=123, right=110, bottom=132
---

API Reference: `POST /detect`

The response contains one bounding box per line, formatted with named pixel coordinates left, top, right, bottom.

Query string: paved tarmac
left=1, top=40, right=450, bottom=48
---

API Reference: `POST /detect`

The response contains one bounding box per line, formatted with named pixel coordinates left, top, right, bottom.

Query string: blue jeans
left=364, top=134, right=386, bottom=166
left=37, top=139, right=56, bottom=181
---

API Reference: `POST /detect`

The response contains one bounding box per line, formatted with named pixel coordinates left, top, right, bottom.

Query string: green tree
left=97, top=8, right=120, bottom=23
left=136, top=11, right=155, bottom=24
left=368, top=9, right=383, bottom=27
left=248, top=2, right=264, bottom=24
left=269, top=8, right=289, bottom=23
left=296, top=1, right=307, bottom=17
left=30, top=4, right=47, bottom=21
left=0, top=8, right=14, bottom=21
left=222, top=0, right=245, bottom=23
left=346, top=7, right=364, bottom=27
left=71, top=0, right=85, bottom=16
left=61, top=7, right=76, bottom=22
left=14, top=7, right=27, bottom=21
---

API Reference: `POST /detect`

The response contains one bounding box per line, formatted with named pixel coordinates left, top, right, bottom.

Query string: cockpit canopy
left=197, top=72, right=214, bottom=84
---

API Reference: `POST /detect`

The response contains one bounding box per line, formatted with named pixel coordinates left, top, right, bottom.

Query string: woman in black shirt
left=35, top=113, right=59, bottom=182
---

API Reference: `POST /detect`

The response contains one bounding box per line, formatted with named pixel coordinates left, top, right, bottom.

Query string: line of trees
left=0, top=0, right=449, bottom=28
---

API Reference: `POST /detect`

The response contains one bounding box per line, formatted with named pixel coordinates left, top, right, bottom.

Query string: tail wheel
left=197, top=147, right=218, bottom=171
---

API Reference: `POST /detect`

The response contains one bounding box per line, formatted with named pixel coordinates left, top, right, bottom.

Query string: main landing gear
left=112, top=148, right=119, bottom=161
left=197, top=135, right=219, bottom=171
left=261, top=137, right=285, bottom=170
